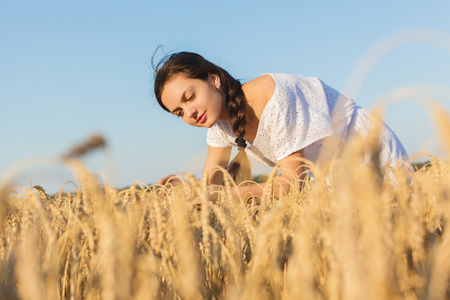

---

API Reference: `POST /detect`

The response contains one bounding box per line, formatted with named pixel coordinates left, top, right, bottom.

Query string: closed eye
left=170, top=89, right=193, bottom=118
left=172, top=109, right=183, bottom=117
left=186, top=92, right=195, bottom=101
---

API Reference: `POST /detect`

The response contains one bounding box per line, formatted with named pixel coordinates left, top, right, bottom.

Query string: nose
left=183, top=103, right=197, bottom=120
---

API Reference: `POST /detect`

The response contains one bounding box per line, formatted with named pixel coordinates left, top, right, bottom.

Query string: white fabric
left=346, top=106, right=409, bottom=167
left=207, top=73, right=408, bottom=168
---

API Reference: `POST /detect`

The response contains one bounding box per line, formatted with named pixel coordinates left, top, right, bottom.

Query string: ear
left=209, top=73, right=221, bottom=89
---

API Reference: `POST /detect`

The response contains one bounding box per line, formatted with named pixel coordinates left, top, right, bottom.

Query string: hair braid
left=227, top=80, right=247, bottom=140
left=225, top=79, right=251, bottom=184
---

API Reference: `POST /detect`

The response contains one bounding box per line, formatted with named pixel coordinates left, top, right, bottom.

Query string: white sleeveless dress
left=206, top=73, right=408, bottom=169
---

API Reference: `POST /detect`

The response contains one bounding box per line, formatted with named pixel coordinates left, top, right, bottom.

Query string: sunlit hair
left=153, top=51, right=251, bottom=183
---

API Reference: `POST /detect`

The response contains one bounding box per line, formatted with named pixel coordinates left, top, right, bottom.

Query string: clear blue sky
left=1, top=0, right=450, bottom=192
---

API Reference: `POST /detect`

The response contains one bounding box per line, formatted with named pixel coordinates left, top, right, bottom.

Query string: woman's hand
left=192, top=184, right=221, bottom=204
left=207, top=184, right=222, bottom=203
left=158, top=174, right=182, bottom=186
left=231, top=149, right=307, bottom=202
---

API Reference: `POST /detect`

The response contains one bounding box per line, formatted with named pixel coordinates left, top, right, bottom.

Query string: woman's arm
left=160, top=146, right=305, bottom=203
left=158, top=145, right=231, bottom=186
left=202, top=145, right=232, bottom=185
left=233, top=149, right=306, bottom=202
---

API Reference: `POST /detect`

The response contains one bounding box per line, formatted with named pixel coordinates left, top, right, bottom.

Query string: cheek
left=216, top=94, right=225, bottom=111
left=182, top=116, right=194, bottom=125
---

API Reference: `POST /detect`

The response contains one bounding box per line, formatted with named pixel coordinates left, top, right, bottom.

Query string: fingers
left=158, top=174, right=182, bottom=186
left=157, top=175, right=171, bottom=185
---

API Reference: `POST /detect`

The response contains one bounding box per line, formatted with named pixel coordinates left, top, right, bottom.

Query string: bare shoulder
left=243, top=74, right=276, bottom=104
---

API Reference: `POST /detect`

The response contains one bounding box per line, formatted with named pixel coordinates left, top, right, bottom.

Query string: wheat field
left=0, top=104, right=450, bottom=300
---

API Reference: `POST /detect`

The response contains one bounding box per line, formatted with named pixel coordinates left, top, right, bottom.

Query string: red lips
left=197, top=112, right=206, bottom=123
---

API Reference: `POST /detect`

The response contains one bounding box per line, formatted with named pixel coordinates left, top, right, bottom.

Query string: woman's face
left=161, top=73, right=228, bottom=128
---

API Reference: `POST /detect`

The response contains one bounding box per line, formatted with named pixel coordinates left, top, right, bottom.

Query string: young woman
left=154, top=52, right=408, bottom=201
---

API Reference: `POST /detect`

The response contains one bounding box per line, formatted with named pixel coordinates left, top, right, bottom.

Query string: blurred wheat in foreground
left=1, top=108, right=450, bottom=300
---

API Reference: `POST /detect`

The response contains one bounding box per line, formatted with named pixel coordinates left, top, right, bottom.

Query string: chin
left=196, top=122, right=212, bottom=128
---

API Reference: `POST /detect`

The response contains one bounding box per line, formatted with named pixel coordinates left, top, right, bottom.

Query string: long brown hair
left=153, top=51, right=251, bottom=183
